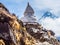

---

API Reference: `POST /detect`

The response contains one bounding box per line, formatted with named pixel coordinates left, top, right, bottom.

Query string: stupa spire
left=28, top=2, right=29, bottom=6
left=24, top=2, right=34, bottom=16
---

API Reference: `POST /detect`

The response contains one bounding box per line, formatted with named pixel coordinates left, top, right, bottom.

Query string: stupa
left=20, top=3, right=39, bottom=28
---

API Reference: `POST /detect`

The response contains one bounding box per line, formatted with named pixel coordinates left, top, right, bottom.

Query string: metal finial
left=28, top=2, right=30, bottom=6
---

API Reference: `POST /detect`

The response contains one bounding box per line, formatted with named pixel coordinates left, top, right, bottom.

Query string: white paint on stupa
left=20, top=3, right=37, bottom=25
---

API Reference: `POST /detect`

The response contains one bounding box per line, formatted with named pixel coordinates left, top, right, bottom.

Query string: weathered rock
left=0, top=2, right=60, bottom=45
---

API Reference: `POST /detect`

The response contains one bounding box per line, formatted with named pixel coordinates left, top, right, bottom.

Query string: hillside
left=0, top=2, right=60, bottom=45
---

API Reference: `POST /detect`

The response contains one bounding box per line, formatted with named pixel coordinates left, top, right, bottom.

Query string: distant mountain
left=57, top=37, right=60, bottom=41
left=39, top=11, right=58, bottom=20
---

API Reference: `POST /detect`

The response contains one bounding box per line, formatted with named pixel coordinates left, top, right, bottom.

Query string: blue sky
left=0, top=0, right=60, bottom=37
left=0, top=0, right=60, bottom=18
left=0, top=0, right=37, bottom=18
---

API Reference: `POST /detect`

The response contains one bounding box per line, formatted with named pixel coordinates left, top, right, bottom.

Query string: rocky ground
left=0, top=2, right=60, bottom=45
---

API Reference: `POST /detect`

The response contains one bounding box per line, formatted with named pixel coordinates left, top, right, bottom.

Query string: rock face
left=0, top=3, right=21, bottom=45
left=0, top=2, right=60, bottom=45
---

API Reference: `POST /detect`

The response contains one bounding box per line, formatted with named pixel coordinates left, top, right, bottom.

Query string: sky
left=0, top=0, right=60, bottom=37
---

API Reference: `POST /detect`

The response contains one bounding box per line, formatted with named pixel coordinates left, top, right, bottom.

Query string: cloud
left=34, top=0, right=60, bottom=36
left=33, top=0, right=60, bottom=16
left=33, top=0, right=60, bottom=9
left=40, top=17, right=60, bottom=36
